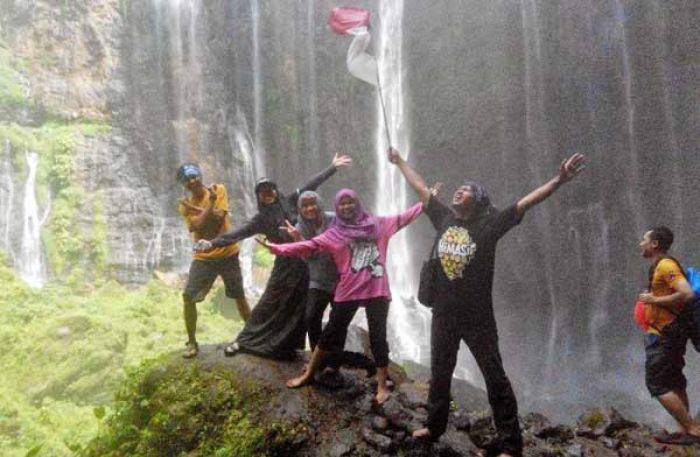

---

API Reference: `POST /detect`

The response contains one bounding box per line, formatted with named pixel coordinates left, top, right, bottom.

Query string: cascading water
left=18, top=151, right=48, bottom=288
left=228, top=107, right=262, bottom=296
left=251, top=0, right=266, bottom=174
left=374, top=0, right=431, bottom=364
left=0, top=140, right=15, bottom=260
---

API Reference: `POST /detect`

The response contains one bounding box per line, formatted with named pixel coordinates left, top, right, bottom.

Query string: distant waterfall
left=18, top=151, right=49, bottom=288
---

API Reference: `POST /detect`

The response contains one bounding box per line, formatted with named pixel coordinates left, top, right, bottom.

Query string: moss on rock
left=83, top=357, right=300, bottom=457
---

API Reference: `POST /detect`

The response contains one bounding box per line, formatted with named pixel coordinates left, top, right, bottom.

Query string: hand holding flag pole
left=329, top=7, right=393, bottom=149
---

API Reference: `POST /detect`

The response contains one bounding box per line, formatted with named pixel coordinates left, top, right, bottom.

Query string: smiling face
left=451, top=185, right=476, bottom=211
left=257, top=185, right=278, bottom=205
left=299, top=196, right=320, bottom=221
left=337, top=195, right=357, bottom=221
left=184, top=176, right=204, bottom=194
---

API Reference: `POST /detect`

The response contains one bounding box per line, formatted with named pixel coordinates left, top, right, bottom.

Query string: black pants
left=305, top=288, right=334, bottom=350
left=426, top=311, right=522, bottom=457
left=318, top=298, right=390, bottom=367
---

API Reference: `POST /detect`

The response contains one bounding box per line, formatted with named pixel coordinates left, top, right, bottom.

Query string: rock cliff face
left=0, top=0, right=698, bottom=423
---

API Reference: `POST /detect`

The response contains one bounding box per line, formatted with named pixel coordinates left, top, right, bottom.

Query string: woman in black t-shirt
left=388, top=148, right=585, bottom=457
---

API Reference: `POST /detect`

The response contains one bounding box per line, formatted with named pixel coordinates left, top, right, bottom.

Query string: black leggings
left=426, top=311, right=522, bottom=457
left=318, top=298, right=390, bottom=367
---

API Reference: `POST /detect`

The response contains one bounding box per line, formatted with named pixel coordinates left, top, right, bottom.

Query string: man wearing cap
left=177, top=163, right=251, bottom=358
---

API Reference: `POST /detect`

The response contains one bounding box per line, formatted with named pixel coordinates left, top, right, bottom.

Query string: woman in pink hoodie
left=262, top=188, right=422, bottom=403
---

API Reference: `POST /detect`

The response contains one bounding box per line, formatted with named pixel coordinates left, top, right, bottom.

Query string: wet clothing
left=183, top=254, right=244, bottom=302
left=318, top=298, right=390, bottom=367
left=427, top=312, right=522, bottom=456
left=209, top=165, right=337, bottom=359
left=305, top=288, right=334, bottom=351
left=423, top=195, right=523, bottom=456
left=645, top=318, right=688, bottom=396
left=646, top=258, right=686, bottom=334
left=270, top=202, right=423, bottom=303
left=643, top=256, right=690, bottom=396
left=179, top=184, right=240, bottom=261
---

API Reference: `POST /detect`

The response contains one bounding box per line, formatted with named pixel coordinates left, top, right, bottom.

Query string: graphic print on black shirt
left=349, top=239, right=384, bottom=278
left=438, top=226, right=477, bottom=280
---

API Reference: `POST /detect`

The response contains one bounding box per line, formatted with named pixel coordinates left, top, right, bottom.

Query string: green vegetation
left=0, top=263, right=244, bottom=457
left=0, top=43, right=29, bottom=109
left=0, top=121, right=112, bottom=279
left=253, top=243, right=274, bottom=268
left=83, top=357, right=299, bottom=457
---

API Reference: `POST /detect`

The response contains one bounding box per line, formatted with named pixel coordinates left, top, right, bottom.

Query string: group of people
left=175, top=148, right=699, bottom=456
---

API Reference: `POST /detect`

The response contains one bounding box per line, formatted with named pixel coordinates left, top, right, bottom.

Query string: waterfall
left=0, top=140, right=16, bottom=261
left=251, top=0, right=266, bottom=174
left=18, top=151, right=48, bottom=288
left=228, top=107, right=261, bottom=296
left=374, top=0, right=431, bottom=364
left=154, top=0, right=203, bottom=162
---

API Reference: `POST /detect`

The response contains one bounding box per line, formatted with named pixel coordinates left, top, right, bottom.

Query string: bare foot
left=286, top=372, right=313, bottom=388
left=375, top=386, right=391, bottom=404
left=412, top=427, right=431, bottom=439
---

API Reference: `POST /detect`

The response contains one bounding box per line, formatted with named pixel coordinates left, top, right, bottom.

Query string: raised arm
left=387, top=148, right=431, bottom=205
left=515, top=153, right=586, bottom=217
left=289, top=153, right=352, bottom=206
left=200, top=214, right=263, bottom=250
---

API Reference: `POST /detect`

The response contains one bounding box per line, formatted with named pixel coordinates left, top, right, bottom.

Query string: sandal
left=224, top=342, right=240, bottom=357
left=182, top=341, right=199, bottom=359
left=654, top=431, right=700, bottom=445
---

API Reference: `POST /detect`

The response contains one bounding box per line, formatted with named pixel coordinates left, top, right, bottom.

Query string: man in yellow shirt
left=177, top=163, right=251, bottom=358
left=638, top=226, right=700, bottom=444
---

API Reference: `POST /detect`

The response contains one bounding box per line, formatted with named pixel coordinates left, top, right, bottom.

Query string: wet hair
left=648, top=226, right=674, bottom=251
left=176, top=163, right=202, bottom=185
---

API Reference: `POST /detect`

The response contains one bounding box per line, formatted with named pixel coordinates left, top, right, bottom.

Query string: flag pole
left=375, top=67, right=393, bottom=149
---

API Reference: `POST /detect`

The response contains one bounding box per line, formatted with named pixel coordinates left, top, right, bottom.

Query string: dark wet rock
left=362, top=427, right=394, bottom=453
left=398, top=381, right=428, bottom=409
left=524, top=412, right=574, bottom=443
left=576, top=407, right=637, bottom=438
left=523, top=446, right=561, bottom=457
left=464, top=413, right=498, bottom=449
left=329, top=429, right=356, bottom=457
left=565, top=443, right=584, bottom=457
left=600, top=436, right=620, bottom=450
left=379, top=396, right=414, bottom=430
left=452, top=410, right=472, bottom=431
left=372, top=415, right=389, bottom=432
left=436, top=429, right=480, bottom=456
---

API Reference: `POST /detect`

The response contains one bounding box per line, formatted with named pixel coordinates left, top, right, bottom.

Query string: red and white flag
left=328, top=7, right=378, bottom=86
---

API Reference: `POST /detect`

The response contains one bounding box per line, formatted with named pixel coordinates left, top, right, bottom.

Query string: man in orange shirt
left=177, top=163, right=251, bottom=358
left=638, top=226, right=700, bottom=444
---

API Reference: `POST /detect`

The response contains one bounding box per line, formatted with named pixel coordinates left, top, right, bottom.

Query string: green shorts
left=183, top=254, right=244, bottom=302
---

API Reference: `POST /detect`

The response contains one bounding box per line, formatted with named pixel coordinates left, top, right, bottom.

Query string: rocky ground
left=180, top=346, right=699, bottom=457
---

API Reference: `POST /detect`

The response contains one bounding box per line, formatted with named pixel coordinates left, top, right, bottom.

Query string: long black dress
left=210, top=165, right=337, bottom=359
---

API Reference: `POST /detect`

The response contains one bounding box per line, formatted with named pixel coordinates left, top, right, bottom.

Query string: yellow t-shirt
left=178, top=184, right=240, bottom=261
left=646, top=258, right=685, bottom=333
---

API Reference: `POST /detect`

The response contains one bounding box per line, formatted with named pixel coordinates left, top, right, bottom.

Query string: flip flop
left=654, top=431, right=700, bottom=445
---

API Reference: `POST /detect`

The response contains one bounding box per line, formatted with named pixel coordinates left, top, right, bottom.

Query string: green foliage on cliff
left=82, top=357, right=298, bottom=457
left=0, top=43, right=29, bottom=109
left=0, top=263, right=243, bottom=457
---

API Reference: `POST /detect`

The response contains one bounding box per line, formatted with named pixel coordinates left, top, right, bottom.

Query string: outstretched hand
left=558, top=153, right=586, bottom=184
left=387, top=147, right=402, bottom=164
left=279, top=219, right=302, bottom=241
left=332, top=153, right=353, bottom=169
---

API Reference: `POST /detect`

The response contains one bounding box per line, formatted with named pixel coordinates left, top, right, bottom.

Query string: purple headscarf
left=325, top=189, right=378, bottom=242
